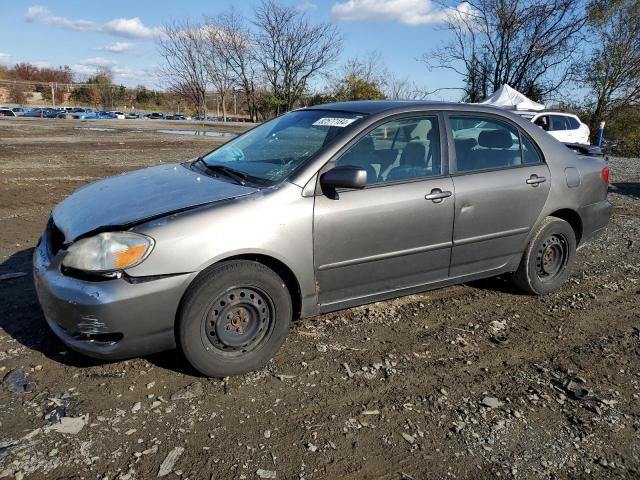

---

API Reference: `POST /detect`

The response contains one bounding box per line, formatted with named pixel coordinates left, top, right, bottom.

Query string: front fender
left=126, top=183, right=318, bottom=315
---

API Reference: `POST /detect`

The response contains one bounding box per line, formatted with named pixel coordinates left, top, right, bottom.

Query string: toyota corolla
left=33, top=101, right=612, bottom=377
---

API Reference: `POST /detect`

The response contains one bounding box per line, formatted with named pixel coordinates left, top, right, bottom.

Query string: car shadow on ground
left=611, top=182, right=640, bottom=199
left=0, top=247, right=200, bottom=376
left=464, top=274, right=528, bottom=295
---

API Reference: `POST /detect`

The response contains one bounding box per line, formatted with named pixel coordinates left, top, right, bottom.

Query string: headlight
left=62, top=232, right=154, bottom=272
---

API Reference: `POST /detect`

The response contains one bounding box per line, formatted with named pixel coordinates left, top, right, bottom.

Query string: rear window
left=566, top=116, right=580, bottom=129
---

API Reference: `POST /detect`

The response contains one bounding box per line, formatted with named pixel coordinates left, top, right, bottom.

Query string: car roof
left=514, top=110, right=578, bottom=117
left=303, top=100, right=525, bottom=116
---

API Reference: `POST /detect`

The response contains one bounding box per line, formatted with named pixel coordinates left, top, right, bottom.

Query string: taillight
left=601, top=166, right=610, bottom=185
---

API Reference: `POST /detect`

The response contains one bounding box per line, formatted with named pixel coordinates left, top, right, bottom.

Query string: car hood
left=52, top=163, right=258, bottom=242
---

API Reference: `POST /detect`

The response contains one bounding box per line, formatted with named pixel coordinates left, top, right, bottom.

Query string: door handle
left=526, top=175, right=546, bottom=186
left=425, top=189, right=452, bottom=201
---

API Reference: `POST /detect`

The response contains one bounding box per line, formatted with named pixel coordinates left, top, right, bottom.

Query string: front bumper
left=578, top=199, right=613, bottom=247
left=33, top=231, right=195, bottom=360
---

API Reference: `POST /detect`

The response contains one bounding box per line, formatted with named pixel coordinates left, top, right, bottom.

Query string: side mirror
left=320, top=165, right=367, bottom=190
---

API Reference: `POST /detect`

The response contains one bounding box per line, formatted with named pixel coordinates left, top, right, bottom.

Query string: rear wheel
left=513, top=217, right=576, bottom=295
left=179, top=260, right=292, bottom=377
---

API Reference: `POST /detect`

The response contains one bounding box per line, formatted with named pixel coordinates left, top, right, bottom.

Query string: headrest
left=351, top=136, right=375, bottom=155
left=478, top=129, right=513, bottom=149
left=454, top=138, right=477, bottom=151
left=400, top=141, right=427, bottom=167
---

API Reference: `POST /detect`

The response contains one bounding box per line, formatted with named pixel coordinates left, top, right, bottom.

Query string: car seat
left=339, top=136, right=379, bottom=183
left=476, top=129, right=519, bottom=169
left=454, top=138, right=477, bottom=171
left=386, top=141, right=430, bottom=181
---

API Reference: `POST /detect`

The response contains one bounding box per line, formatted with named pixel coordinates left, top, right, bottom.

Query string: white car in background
left=109, top=111, right=125, bottom=119
left=516, top=111, right=590, bottom=145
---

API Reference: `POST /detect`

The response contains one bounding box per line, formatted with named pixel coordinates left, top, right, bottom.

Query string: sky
left=0, top=0, right=465, bottom=100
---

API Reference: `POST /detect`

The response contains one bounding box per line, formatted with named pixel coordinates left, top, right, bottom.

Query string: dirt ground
left=0, top=117, right=638, bottom=480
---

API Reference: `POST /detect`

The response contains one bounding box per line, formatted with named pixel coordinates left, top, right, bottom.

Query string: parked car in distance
left=0, top=108, right=17, bottom=117
left=72, top=110, right=97, bottom=119
left=125, top=112, right=141, bottom=119
left=109, top=111, right=125, bottom=119
left=23, top=108, right=50, bottom=118
left=44, top=108, right=68, bottom=119
left=516, top=111, right=590, bottom=145
left=193, top=115, right=222, bottom=122
left=34, top=101, right=612, bottom=378
left=146, top=112, right=165, bottom=120
left=11, top=107, right=29, bottom=116
left=166, top=114, right=188, bottom=120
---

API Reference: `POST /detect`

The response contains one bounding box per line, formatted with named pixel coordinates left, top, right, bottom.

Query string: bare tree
left=385, top=74, right=433, bottom=100
left=200, top=21, right=235, bottom=121
left=340, top=51, right=388, bottom=86
left=338, top=52, right=430, bottom=100
left=157, top=20, right=208, bottom=117
left=253, top=0, right=343, bottom=115
left=580, top=0, right=640, bottom=139
left=424, top=0, right=587, bottom=101
left=213, top=9, right=260, bottom=121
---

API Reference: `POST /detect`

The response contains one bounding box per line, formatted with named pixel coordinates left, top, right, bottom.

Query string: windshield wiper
left=194, top=158, right=248, bottom=186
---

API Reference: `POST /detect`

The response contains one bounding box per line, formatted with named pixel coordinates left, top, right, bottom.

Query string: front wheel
left=178, top=260, right=292, bottom=377
left=513, top=217, right=576, bottom=295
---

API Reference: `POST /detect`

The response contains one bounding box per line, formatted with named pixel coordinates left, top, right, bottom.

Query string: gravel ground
left=0, top=118, right=638, bottom=480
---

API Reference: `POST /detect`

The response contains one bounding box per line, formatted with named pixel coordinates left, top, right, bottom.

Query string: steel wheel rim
left=203, top=287, right=274, bottom=356
left=535, top=233, right=569, bottom=281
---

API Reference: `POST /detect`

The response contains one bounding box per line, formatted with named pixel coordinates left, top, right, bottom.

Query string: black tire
left=178, top=260, right=292, bottom=377
left=513, top=217, right=576, bottom=295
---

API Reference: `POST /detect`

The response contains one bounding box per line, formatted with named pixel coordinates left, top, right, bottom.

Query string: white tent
left=480, top=84, right=545, bottom=111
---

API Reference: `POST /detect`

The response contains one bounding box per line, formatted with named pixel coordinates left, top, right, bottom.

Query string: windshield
left=200, top=110, right=365, bottom=183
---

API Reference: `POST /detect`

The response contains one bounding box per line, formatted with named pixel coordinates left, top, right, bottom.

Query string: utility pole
left=50, top=82, right=55, bottom=108
left=233, top=93, right=237, bottom=116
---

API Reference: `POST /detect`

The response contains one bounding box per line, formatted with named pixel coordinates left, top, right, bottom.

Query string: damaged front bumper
left=33, top=228, right=195, bottom=360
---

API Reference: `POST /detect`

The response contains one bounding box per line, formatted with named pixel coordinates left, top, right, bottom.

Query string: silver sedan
left=33, top=101, right=612, bottom=377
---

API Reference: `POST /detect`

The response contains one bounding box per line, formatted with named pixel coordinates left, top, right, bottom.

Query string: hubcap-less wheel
left=204, top=287, right=274, bottom=355
left=535, top=234, right=568, bottom=281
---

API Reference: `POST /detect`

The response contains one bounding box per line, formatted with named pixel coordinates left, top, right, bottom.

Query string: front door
left=448, top=115, right=552, bottom=276
left=313, top=115, right=455, bottom=308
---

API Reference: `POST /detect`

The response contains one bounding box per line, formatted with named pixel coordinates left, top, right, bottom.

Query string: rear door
left=447, top=114, right=551, bottom=277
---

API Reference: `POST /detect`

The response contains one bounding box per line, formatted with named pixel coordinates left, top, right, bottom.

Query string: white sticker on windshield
left=312, top=117, right=358, bottom=127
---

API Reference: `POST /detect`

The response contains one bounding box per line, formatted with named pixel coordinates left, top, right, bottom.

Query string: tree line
left=158, top=1, right=424, bottom=122
left=0, top=64, right=175, bottom=111
left=159, top=0, right=640, bottom=152
left=0, top=63, right=73, bottom=104
left=2, top=0, right=638, bottom=152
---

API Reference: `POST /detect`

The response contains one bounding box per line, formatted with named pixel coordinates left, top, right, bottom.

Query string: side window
left=336, top=116, right=441, bottom=185
left=522, top=135, right=543, bottom=164
left=550, top=115, right=568, bottom=131
left=534, top=115, right=550, bottom=131
left=450, top=116, right=522, bottom=172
